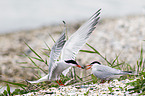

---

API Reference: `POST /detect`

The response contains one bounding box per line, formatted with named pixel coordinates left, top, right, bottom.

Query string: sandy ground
left=0, top=15, right=145, bottom=82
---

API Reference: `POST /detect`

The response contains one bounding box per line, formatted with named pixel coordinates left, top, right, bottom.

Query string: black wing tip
left=97, top=8, right=102, bottom=12
left=89, top=9, right=101, bottom=23
left=123, top=71, right=133, bottom=73
left=94, top=8, right=101, bottom=16
left=63, top=21, right=66, bottom=24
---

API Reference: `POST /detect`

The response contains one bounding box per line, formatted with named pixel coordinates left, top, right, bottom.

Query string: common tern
left=86, top=61, right=134, bottom=83
left=27, top=31, right=81, bottom=85
left=28, top=9, right=101, bottom=85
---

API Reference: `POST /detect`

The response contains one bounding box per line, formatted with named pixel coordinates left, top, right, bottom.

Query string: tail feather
left=123, top=71, right=133, bottom=73
left=27, top=74, right=49, bottom=84
left=122, top=71, right=137, bottom=75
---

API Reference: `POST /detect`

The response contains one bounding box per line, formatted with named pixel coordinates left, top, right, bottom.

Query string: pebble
left=23, top=79, right=139, bottom=96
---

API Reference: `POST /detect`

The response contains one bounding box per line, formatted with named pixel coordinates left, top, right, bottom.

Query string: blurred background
left=0, top=0, right=145, bottom=34
left=0, top=0, right=145, bottom=93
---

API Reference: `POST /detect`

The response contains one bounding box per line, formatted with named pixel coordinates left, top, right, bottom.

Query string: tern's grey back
left=92, top=64, right=132, bottom=80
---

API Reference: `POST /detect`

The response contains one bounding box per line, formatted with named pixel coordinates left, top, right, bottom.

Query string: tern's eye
left=65, top=60, right=77, bottom=65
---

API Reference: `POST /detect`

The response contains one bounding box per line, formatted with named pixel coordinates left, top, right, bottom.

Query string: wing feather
left=48, top=31, right=66, bottom=79
left=61, top=9, right=101, bottom=60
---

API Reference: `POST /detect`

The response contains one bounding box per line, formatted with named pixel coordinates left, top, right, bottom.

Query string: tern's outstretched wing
left=61, top=9, right=101, bottom=61
left=48, top=31, right=66, bottom=79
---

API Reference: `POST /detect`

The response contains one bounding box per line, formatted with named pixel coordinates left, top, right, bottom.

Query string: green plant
left=84, top=90, right=89, bottom=95
left=137, top=45, right=144, bottom=74
left=0, top=85, right=39, bottom=96
left=126, top=45, right=145, bottom=95
left=0, top=81, right=30, bottom=96
left=80, top=43, right=125, bottom=68
left=91, top=74, right=98, bottom=84
left=108, top=87, right=114, bottom=93
left=126, top=72, right=145, bottom=95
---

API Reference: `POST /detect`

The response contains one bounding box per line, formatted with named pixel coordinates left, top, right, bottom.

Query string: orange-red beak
left=86, top=64, right=92, bottom=70
left=76, top=65, right=82, bottom=68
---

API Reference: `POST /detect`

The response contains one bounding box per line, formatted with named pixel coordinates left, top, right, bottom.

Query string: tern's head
left=86, top=61, right=101, bottom=70
left=65, top=60, right=84, bottom=69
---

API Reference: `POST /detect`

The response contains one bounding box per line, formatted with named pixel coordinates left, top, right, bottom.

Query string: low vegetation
left=0, top=34, right=144, bottom=96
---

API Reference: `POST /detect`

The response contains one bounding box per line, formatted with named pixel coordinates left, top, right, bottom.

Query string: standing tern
left=28, top=9, right=101, bottom=85
left=86, top=61, right=134, bottom=83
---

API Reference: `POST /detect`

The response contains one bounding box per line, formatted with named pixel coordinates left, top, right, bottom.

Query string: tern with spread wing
left=28, top=9, right=101, bottom=85
left=86, top=61, right=134, bottom=83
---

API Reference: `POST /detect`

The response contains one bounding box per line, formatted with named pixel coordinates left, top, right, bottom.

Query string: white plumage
left=28, top=9, right=101, bottom=84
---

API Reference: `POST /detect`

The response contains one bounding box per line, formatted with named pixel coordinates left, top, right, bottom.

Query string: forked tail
left=122, top=71, right=137, bottom=75
left=27, top=74, right=49, bottom=83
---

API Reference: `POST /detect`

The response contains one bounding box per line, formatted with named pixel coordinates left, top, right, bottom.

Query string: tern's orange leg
left=100, top=80, right=106, bottom=83
left=59, top=80, right=63, bottom=84
left=56, top=80, right=65, bottom=86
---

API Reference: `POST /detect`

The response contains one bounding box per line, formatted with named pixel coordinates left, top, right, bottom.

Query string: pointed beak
left=86, top=64, right=92, bottom=70
left=76, top=65, right=82, bottom=68
left=86, top=64, right=91, bottom=66
left=87, top=66, right=92, bottom=70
